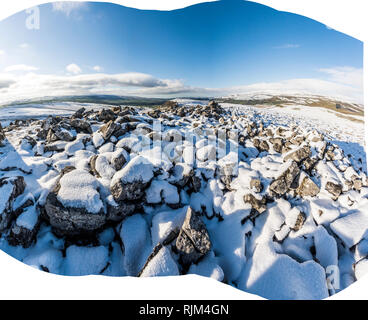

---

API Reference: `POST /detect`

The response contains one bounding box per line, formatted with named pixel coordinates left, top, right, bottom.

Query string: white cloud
left=19, top=43, right=29, bottom=49
left=0, top=67, right=363, bottom=105
left=0, top=49, right=5, bottom=55
left=4, top=64, right=39, bottom=72
left=0, top=74, right=15, bottom=89
left=273, top=44, right=301, bottom=49
left=66, top=63, right=82, bottom=75
left=52, top=2, right=87, bottom=17
left=0, top=72, right=192, bottom=104
left=92, top=65, right=103, bottom=72
left=318, top=66, right=363, bottom=89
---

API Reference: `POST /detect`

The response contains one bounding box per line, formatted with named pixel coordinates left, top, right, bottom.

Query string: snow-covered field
left=0, top=99, right=367, bottom=300
left=0, top=102, right=108, bottom=126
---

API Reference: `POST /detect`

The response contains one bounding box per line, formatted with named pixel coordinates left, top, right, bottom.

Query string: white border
left=0, top=0, right=367, bottom=300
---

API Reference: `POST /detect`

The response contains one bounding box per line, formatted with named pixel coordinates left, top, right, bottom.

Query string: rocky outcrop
left=244, top=194, right=267, bottom=214
left=175, top=207, right=211, bottom=267
left=325, top=181, right=343, bottom=200
left=0, top=123, right=6, bottom=146
left=7, top=204, right=40, bottom=248
left=284, top=146, right=311, bottom=163
left=44, top=167, right=107, bottom=236
left=47, top=124, right=74, bottom=142
left=70, top=119, right=92, bottom=134
left=99, top=120, right=120, bottom=140
left=0, top=176, right=26, bottom=232
left=269, top=161, right=300, bottom=196
left=250, top=178, right=263, bottom=193
left=110, top=156, right=154, bottom=202
left=296, top=175, right=320, bottom=197
left=98, top=109, right=117, bottom=122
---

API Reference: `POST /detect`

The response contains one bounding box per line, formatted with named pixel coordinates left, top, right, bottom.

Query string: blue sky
left=0, top=0, right=363, bottom=102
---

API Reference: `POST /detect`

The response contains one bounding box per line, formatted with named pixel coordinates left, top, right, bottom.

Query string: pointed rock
left=175, top=207, right=211, bottom=267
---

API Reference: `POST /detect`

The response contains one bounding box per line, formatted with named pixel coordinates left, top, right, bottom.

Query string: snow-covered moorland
left=0, top=99, right=367, bottom=300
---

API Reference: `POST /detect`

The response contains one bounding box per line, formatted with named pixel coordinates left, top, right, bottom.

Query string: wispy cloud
left=318, top=66, right=363, bottom=89
left=66, top=63, right=82, bottom=75
left=92, top=65, right=103, bottom=72
left=4, top=64, right=39, bottom=72
left=0, top=66, right=363, bottom=104
left=273, top=44, right=301, bottom=49
left=52, top=1, right=87, bottom=17
left=0, top=72, right=192, bottom=103
left=19, top=43, right=30, bottom=49
left=0, top=74, right=15, bottom=89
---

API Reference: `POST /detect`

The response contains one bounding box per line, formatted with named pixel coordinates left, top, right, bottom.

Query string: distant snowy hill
left=220, top=94, right=364, bottom=116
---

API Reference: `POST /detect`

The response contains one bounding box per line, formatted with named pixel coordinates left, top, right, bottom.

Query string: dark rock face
left=98, top=109, right=116, bottom=122
left=0, top=123, right=6, bottom=145
left=70, top=119, right=92, bottom=134
left=175, top=207, right=211, bottom=267
left=0, top=176, right=26, bottom=231
left=47, top=124, right=74, bottom=142
left=259, top=140, right=269, bottom=152
left=170, top=164, right=194, bottom=188
left=99, top=120, right=120, bottom=140
left=284, top=146, right=311, bottom=163
left=302, top=158, right=317, bottom=172
left=269, top=161, right=300, bottom=196
left=111, top=151, right=127, bottom=171
left=72, top=107, right=86, bottom=119
left=351, top=176, right=363, bottom=191
left=43, top=167, right=107, bottom=236
left=325, top=181, right=343, bottom=200
left=244, top=194, right=267, bottom=213
left=250, top=178, right=263, bottom=193
left=107, top=202, right=135, bottom=222
left=44, top=192, right=106, bottom=236
left=8, top=223, right=39, bottom=248
left=292, top=212, right=306, bottom=231
left=270, top=137, right=283, bottom=153
left=290, top=136, right=305, bottom=146
left=110, top=157, right=154, bottom=202
left=190, top=175, right=202, bottom=193
left=296, top=176, right=320, bottom=197
left=110, top=180, right=148, bottom=202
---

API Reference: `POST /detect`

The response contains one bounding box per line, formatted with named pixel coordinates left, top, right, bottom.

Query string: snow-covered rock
left=0, top=100, right=366, bottom=300
left=110, top=156, right=154, bottom=202
left=139, top=244, right=179, bottom=277
left=44, top=167, right=106, bottom=235
left=175, top=207, right=211, bottom=266
left=330, top=207, right=368, bottom=248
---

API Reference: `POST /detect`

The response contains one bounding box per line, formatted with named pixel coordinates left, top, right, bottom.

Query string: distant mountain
left=1, top=95, right=171, bottom=107
left=218, top=94, right=364, bottom=116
